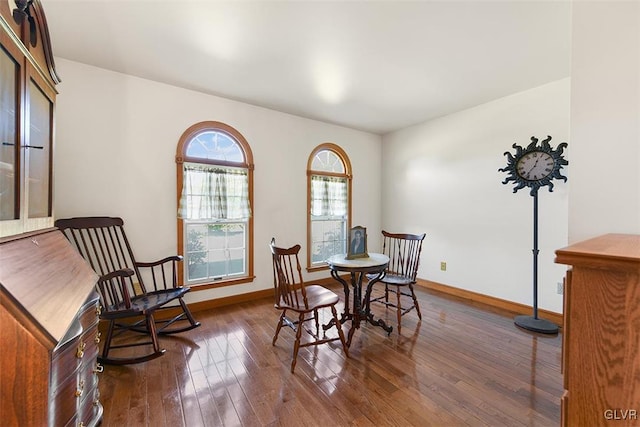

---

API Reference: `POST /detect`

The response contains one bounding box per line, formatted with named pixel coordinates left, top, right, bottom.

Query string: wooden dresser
left=0, top=229, right=102, bottom=426
left=555, top=234, right=640, bottom=426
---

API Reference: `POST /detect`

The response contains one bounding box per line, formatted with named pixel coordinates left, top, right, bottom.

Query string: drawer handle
left=95, top=332, right=101, bottom=344
left=94, top=363, right=104, bottom=374
left=78, top=423, right=85, bottom=427
left=96, top=305, right=102, bottom=316
left=75, top=380, right=85, bottom=398
left=76, top=341, right=86, bottom=359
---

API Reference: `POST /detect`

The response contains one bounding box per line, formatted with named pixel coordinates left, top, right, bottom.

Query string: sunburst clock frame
left=499, top=135, right=568, bottom=334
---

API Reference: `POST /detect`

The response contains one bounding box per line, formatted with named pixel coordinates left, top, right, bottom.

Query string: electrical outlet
left=557, top=282, right=564, bottom=295
left=440, top=262, right=447, bottom=271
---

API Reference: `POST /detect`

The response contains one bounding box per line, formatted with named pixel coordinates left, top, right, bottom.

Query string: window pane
left=186, top=131, right=244, bottom=162
left=186, top=225, right=208, bottom=280
left=310, top=218, right=346, bottom=264
left=228, top=248, right=245, bottom=275
left=185, top=222, right=247, bottom=283
left=311, top=149, right=345, bottom=173
left=227, top=223, right=244, bottom=248
left=208, top=247, right=226, bottom=278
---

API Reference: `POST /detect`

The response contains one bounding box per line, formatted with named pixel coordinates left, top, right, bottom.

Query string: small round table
left=326, top=253, right=392, bottom=347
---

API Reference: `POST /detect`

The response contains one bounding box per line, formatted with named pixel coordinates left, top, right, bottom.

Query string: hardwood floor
left=97, top=284, right=563, bottom=426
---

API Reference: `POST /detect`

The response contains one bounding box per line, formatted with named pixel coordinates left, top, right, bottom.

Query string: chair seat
left=380, top=273, right=412, bottom=286
left=277, top=284, right=340, bottom=312
left=106, top=287, right=189, bottom=315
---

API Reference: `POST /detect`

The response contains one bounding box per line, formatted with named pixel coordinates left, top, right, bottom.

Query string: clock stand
left=499, top=136, right=568, bottom=334
left=513, top=186, right=559, bottom=333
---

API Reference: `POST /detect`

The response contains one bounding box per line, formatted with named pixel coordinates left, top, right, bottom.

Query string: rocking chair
left=55, top=216, right=200, bottom=364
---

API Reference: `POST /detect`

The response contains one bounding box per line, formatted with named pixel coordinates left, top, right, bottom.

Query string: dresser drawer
left=48, top=372, right=80, bottom=427
left=51, top=326, right=99, bottom=390
left=51, top=335, right=83, bottom=391
left=77, top=298, right=100, bottom=331
left=49, top=308, right=100, bottom=427
left=77, top=360, right=101, bottom=405
left=51, top=295, right=99, bottom=387
left=76, top=386, right=102, bottom=427
left=50, top=359, right=101, bottom=427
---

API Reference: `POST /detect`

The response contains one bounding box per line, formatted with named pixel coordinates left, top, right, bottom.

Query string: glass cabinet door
left=0, top=5, right=58, bottom=238
left=0, top=44, right=19, bottom=221
left=26, top=78, right=53, bottom=219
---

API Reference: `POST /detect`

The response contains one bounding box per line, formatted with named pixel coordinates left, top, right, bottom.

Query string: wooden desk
left=1, top=229, right=102, bottom=426
left=326, top=253, right=391, bottom=346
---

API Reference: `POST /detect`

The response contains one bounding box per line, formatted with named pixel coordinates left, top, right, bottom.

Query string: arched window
left=176, top=121, right=254, bottom=289
left=307, top=143, right=352, bottom=270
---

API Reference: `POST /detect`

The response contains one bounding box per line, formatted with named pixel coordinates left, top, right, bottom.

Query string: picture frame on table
left=346, top=226, right=368, bottom=259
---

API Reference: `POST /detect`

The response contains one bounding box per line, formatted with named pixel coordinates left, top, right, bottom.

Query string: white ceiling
left=42, top=0, right=571, bottom=135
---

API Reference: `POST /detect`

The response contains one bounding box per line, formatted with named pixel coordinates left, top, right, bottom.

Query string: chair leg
left=155, top=299, right=201, bottom=335
left=396, top=286, right=402, bottom=335
left=180, top=298, right=200, bottom=326
left=99, top=315, right=166, bottom=365
left=273, top=311, right=286, bottom=346
left=331, top=305, right=349, bottom=357
left=146, top=313, right=162, bottom=354
left=101, top=319, right=116, bottom=361
left=409, top=284, right=422, bottom=320
left=314, top=309, right=320, bottom=337
left=291, top=312, right=305, bottom=373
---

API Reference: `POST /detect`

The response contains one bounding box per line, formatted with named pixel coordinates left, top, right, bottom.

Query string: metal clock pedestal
left=514, top=189, right=558, bottom=334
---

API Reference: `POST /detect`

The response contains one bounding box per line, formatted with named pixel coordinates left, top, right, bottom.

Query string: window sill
left=188, top=275, right=256, bottom=291
left=306, top=264, right=329, bottom=273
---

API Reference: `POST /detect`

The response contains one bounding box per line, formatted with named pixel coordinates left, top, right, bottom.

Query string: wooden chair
left=370, top=231, right=426, bottom=334
left=270, top=238, right=348, bottom=373
left=55, top=216, right=201, bottom=364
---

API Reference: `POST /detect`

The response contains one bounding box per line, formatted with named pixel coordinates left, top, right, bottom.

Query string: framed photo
left=346, top=226, right=368, bottom=259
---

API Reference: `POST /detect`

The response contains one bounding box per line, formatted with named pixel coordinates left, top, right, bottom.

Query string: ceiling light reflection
left=312, top=57, right=347, bottom=104
left=187, top=7, right=242, bottom=61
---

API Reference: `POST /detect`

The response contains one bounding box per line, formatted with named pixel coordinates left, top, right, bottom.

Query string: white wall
left=53, top=58, right=382, bottom=304
left=382, top=79, right=570, bottom=313
left=568, top=1, right=640, bottom=242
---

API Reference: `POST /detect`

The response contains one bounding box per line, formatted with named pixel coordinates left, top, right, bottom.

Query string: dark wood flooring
left=97, top=284, right=563, bottom=426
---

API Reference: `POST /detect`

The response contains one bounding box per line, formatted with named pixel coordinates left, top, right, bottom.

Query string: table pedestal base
left=325, top=269, right=393, bottom=347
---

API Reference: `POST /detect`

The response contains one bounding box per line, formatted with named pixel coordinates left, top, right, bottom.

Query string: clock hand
left=525, top=158, right=541, bottom=178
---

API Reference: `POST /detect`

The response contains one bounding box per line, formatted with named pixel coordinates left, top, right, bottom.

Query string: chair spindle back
left=56, top=217, right=180, bottom=298
left=270, top=239, right=308, bottom=310
left=382, top=231, right=426, bottom=282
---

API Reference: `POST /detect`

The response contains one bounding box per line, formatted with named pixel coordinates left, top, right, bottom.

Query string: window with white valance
left=176, top=122, right=254, bottom=288
left=307, top=144, right=352, bottom=269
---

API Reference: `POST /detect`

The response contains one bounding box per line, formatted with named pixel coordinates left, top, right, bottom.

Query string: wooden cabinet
left=1, top=229, right=102, bottom=426
left=0, top=3, right=101, bottom=425
left=555, top=234, right=640, bottom=426
left=0, top=0, right=60, bottom=238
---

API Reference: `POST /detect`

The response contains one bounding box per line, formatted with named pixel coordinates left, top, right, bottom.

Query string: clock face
left=516, top=151, right=554, bottom=181
left=499, top=135, right=568, bottom=195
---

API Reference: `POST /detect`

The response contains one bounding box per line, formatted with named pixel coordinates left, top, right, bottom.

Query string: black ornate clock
left=499, top=135, right=568, bottom=334
left=500, top=135, right=568, bottom=195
